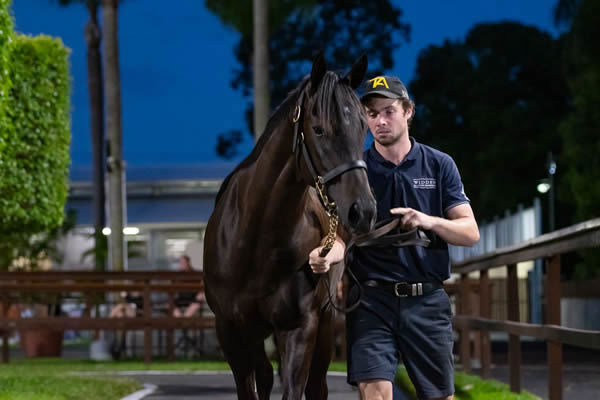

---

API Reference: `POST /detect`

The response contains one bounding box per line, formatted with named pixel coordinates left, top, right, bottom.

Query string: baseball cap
left=360, top=75, right=409, bottom=100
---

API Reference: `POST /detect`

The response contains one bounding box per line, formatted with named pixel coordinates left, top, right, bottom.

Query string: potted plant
left=0, top=211, right=76, bottom=358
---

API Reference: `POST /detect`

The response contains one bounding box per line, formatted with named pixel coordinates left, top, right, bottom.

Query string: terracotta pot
left=19, top=329, right=64, bottom=358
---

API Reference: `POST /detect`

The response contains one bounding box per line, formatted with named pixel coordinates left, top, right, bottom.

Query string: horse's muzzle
left=347, top=196, right=376, bottom=234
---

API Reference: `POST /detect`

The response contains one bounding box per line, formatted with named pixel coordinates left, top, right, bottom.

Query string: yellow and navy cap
left=360, top=75, right=409, bottom=100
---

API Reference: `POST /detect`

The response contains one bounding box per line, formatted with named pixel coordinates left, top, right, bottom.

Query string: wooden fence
left=451, top=217, right=600, bottom=400
left=0, top=271, right=214, bottom=363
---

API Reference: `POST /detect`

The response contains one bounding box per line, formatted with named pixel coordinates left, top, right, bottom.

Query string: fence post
left=480, top=270, right=491, bottom=379
left=507, top=263, right=521, bottom=393
left=144, top=280, right=152, bottom=364
left=167, top=292, right=175, bottom=362
left=546, top=254, right=563, bottom=400
left=459, top=273, right=471, bottom=372
left=1, top=295, right=9, bottom=363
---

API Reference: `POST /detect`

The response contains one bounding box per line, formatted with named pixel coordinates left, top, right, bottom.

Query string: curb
left=119, top=383, right=157, bottom=400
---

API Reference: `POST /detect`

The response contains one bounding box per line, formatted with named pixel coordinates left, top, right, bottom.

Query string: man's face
left=365, top=97, right=412, bottom=147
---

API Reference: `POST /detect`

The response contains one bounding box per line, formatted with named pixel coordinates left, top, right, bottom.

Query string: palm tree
left=205, top=0, right=315, bottom=141
left=102, top=0, right=125, bottom=271
left=253, top=0, right=269, bottom=140
left=56, top=0, right=106, bottom=269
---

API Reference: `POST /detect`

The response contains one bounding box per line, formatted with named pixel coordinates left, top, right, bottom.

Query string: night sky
left=12, top=0, right=559, bottom=169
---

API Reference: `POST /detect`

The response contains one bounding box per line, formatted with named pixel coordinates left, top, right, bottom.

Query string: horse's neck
left=250, top=124, right=307, bottom=204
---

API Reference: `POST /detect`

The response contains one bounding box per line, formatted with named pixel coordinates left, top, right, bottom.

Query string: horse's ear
left=344, top=54, right=368, bottom=89
left=310, top=51, right=327, bottom=95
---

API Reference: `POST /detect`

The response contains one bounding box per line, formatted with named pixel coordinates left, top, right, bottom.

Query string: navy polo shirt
left=353, top=137, right=470, bottom=283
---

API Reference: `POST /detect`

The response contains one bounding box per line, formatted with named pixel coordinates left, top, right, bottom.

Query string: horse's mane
left=215, top=71, right=363, bottom=205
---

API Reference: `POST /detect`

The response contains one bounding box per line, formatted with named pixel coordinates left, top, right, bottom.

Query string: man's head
left=178, top=255, right=193, bottom=271
left=360, top=76, right=415, bottom=147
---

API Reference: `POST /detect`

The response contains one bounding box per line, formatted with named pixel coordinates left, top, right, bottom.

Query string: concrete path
left=125, top=371, right=360, bottom=400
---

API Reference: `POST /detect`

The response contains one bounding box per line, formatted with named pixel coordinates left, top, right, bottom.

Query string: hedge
left=0, top=0, right=71, bottom=236
left=0, top=0, right=14, bottom=158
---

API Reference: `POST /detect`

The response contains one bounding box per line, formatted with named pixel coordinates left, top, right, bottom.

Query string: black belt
left=363, top=280, right=442, bottom=297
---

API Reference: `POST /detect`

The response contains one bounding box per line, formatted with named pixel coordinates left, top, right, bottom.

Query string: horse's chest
left=260, top=268, right=317, bottom=331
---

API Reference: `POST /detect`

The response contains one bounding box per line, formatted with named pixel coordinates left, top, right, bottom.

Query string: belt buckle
left=394, top=282, right=408, bottom=297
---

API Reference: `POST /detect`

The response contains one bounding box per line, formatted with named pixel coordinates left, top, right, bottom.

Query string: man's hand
left=390, top=207, right=434, bottom=230
left=309, top=246, right=331, bottom=274
left=308, top=237, right=346, bottom=274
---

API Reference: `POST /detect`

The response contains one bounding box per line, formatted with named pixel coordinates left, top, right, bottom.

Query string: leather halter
left=292, top=89, right=367, bottom=193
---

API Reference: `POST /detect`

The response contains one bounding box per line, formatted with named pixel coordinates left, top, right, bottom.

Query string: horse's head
left=293, top=53, right=376, bottom=235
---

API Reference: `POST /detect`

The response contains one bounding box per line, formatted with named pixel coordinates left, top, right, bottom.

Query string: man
left=309, top=75, right=479, bottom=400
left=173, top=255, right=206, bottom=318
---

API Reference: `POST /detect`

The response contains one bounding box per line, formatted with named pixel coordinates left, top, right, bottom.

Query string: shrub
left=0, top=0, right=71, bottom=236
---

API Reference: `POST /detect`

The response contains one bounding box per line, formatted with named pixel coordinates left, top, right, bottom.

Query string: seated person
left=172, top=255, right=206, bottom=318
left=109, top=291, right=143, bottom=318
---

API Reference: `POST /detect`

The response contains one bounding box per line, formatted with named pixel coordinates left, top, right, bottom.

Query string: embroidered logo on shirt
left=413, top=178, right=437, bottom=189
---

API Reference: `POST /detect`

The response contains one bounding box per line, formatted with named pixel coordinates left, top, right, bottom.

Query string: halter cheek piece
left=292, top=89, right=367, bottom=257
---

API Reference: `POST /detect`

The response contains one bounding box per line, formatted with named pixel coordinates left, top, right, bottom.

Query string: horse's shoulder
left=304, top=188, right=329, bottom=231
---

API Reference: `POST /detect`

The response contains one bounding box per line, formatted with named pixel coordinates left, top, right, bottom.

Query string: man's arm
left=391, top=203, right=479, bottom=247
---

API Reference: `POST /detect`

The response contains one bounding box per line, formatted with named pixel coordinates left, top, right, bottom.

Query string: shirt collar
left=368, top=136, right=419, bottom=166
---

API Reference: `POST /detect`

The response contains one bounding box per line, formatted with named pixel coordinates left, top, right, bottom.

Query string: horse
left=204, top=53, right=377, bottom=399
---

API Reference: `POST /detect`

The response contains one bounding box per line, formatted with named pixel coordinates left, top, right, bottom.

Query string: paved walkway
left=485, top=364, right=600, bottom=400
left=122, top=365, right=600, bottom=400
left=126, top=372, right=360, bottom=400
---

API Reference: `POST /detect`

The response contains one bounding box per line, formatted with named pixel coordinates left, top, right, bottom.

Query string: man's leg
left=358, top=379, right=393, bottom=400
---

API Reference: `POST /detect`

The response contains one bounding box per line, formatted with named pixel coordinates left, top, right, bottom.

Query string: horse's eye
left=313, top=126, right=324, bottom=137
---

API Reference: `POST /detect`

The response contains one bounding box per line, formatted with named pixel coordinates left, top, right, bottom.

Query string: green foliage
left=0, top=0, right=14, bottom=158
left=205, top=0, right=317, bottom=38
left=0, top=209, right=76, bottom=271
left=558, top=0, right=600, bottom=278
left=0, top=21, right=71, bottom=236
left=409, top=22, right=570, bottom=221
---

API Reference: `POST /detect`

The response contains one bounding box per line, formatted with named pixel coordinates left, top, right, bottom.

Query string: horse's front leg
left=305, top=306, right=335, bottom=400
left=276, top=311, right=320, bottom=400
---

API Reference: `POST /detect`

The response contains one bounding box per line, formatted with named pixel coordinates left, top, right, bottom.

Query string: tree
left=207, top=0, right=410, bottom=155
left=102, top=0, right=126, bottom=271
left=56, top=0, right=107, bottom=269
left=557, top=0, right=600, bottom=278
left=409, top=22, right=570, bottom=222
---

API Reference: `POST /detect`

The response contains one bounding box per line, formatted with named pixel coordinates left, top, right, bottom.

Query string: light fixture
left=102, top=227, right=111, bottom=235
left=123, top=227, right=140, bottom=235
left=537, top=181, right=551, bottom=194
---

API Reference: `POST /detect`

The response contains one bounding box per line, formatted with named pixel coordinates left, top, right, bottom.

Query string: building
left=60, top=163, right=236, bottom=271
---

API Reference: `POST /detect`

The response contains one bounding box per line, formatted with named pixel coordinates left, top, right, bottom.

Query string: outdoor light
left=102, top=227, right=111, bottom=235
left=123, top=227, right=140, bottom=235
left=537, top=181, right=551, bottom=194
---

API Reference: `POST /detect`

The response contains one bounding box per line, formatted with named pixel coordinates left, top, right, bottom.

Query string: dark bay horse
left=204, top=54, right=376, bottom=399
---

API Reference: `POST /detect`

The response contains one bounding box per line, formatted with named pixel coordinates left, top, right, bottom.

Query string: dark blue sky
left=13, top=0, right=558, bottom=168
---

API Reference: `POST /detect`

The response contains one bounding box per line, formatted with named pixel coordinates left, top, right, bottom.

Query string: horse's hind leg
left=216, top=317, right=258, bottom=400
left=305, top=309, right=335, bottom=400
left=251, top=342, right=274, bottom=400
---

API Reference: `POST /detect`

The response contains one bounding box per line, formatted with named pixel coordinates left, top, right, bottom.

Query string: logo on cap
left=368, top=77, right=389, bottom=89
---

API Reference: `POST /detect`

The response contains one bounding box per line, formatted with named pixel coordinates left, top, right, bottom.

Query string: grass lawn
left=0, top=359, right=540, bottom=399
left=396, top=366, right=541, bottom=400
left=0, top=359, right=141, bottom=400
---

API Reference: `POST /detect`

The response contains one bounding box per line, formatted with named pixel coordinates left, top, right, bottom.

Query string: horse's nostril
left=348, top=201, right=361, bottom=228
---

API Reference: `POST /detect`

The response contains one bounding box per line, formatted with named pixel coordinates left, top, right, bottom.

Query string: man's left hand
left=390, top=207, right=434, bottom=230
